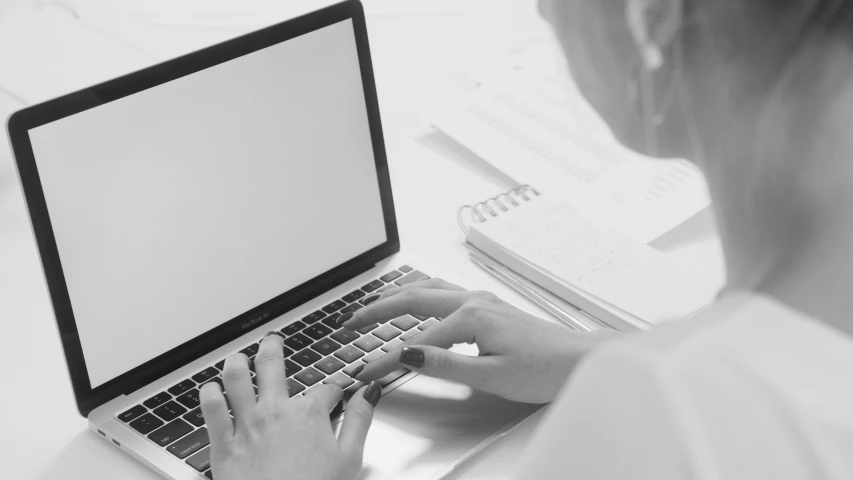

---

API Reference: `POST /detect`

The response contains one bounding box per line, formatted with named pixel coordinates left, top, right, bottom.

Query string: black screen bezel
left=6, top=0, right=399, bottom=417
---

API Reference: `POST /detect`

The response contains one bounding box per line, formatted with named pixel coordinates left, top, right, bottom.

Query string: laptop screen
left=26, top=19, right=387, bottom=388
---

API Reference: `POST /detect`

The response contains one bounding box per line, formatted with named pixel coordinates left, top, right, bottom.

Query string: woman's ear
left=626, top=0, right=684, bottom=71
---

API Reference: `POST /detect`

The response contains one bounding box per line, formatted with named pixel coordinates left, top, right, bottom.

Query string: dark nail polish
left=363, top=381, right=382, bottom=408
left=336, top=312, right=354, bottom=327
left=350, top=364, right=365, bottom=379
left=362, top=294, right=380, bottom=305
left=399, top=347, right=425, bottom=368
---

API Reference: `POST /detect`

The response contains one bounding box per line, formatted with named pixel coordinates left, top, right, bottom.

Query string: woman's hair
left=682, top=0, right=853, bottom=98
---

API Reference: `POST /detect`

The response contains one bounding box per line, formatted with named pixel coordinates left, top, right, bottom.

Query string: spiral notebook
left=459, top=186, right=721, bottom=331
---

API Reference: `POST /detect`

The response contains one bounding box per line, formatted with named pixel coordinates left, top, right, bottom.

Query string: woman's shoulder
left=526, top=294, right=853, bottom=480
left=601, top=292, right=853, bottom=367
left=585, top=291, right=853, bottom=414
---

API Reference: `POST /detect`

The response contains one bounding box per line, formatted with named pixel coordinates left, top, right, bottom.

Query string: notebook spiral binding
left=457, top=184, right=540, bottom=235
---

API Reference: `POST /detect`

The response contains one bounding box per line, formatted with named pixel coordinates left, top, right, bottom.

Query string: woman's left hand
left=199, top=332, right=382, bottom=480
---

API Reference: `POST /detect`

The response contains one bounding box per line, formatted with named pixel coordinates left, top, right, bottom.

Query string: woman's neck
left=709, top=46, right=853, bottom=337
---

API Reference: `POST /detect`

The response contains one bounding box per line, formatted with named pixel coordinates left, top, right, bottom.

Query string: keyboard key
left=214, top=360, right=225, bottom=371
left=354, top=335, right=383, bottom=352
left=176, top=389, right=200, bottom=409
left=361, top=280, right=384, bottom=292
left=330, top=328, right=360, bottom=345
left=334, top=345, right=365, bottom=363
left=119, top=404, right=147, bottom=423
left=292, top=348, right=322, bottom=367
left=381, top=338, right=404, bottom=353
left=304, top=323, right=333, bottom=341
left=281, top=321, right=306, bottom=336
left=183, top=407, right=205, bottom=427
left=342, top=290, right=366, bottom=303
left=205, top=470, right=213, bottom=479
left=240, top=343, right=260, bottom=357
left=418, top=319, right=439, bottom=331
left=323, top=372, right=355, bottom=389
left=395, top=270, right=429, bottom=286
left=129, top=413, right=164, bottom=435
left=285, top=359, right=302, bottom=377
left=400, top=329, right=419, bottom=342
left=153, top=401, right=188, bottom=422
left=376, top=284, right=396, bottom=294
left=363, top=350, right=385, bottom=363
left=372, top=324, right=402, bottom=342
left=167, top=427, right=210, bottom=459
left=284, top=333, right=312, bottom=351
left=168, top=379, right=196, bottom=396
left=314, top=356, right=346, bottom=375
left=295, top=367, right=325, bottom=386
left=282, top=345, right=294, bottom=358
left=322, top=300, right=347, bottom=314
left=412, top=314, right=429, bottom=321
left=378, top=368, right=411, bottom=387
left=343, top=361, right=365, bottom=377
left=340, top=303, right=363, bottom=315
left=286, top=378, right=305, bottom=396
left=148, top=418, right=193, bottom=447
left=186, top=446, right=211, bottom=472
left=192, top=367, right=218, bottom=384
left=143, top=392, right=171, bottom=409
left=390, top=315, right=419, bottom=331
left=380, top=271, right=403, bottom=282
left=322, top=313, right=342, bottom=329
left=311, top=338, right=342, bottom=356
left=398, top=265, right=413, bottom=273
left=303, top=310, right=326, bottom=324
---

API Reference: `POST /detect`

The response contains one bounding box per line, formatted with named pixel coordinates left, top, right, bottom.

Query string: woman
left=198, top=0, right=853, bottom=478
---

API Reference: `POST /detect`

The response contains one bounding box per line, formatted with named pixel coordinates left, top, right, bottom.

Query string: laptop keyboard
left=115, top=265, right=439, bottom=478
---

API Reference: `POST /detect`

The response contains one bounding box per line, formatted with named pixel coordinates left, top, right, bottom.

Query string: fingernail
left=336, top=312, right=354, bottom=327
left=350, top=364, right=365, bottom=379
left=362, top=294, right=380, bottom=305
left=263, top=331, right=285, bottom=339
left=399, top=347, right=425, bottom=368
left=364, top=381, right=382, bottom=407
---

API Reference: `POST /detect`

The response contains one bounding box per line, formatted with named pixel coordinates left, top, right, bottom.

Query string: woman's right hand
left=339, top=278, right=622, bottom=404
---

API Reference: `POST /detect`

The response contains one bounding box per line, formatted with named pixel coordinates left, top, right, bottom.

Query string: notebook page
left=434, top=70, right=710, bottom=243
left=470, top=196, right=720, bottom=324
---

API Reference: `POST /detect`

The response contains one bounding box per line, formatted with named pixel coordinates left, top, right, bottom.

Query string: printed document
left=433, top=70, right=710, bottom=243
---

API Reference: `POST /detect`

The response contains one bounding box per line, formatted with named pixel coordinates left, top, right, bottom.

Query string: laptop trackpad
left=355, top=374, right=541, bottom=480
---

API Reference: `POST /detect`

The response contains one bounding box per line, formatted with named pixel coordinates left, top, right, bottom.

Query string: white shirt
left=517, top=293, right=853, bottom=479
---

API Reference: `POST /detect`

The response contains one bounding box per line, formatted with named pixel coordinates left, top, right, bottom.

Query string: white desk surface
left=0, top=1, right=719, bottom=478
left=0, top=1, right=559, bottom=479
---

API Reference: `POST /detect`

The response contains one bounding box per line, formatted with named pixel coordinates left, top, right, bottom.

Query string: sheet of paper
left=472, top=195, right=722, bottom=324
left=434, top=69, right=710, bottom=243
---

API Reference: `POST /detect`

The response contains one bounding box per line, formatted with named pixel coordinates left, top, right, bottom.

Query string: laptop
left=6, top=2, right=540, bottom=479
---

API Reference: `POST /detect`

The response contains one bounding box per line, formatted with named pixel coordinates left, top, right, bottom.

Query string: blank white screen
left=28, top=19, right=387, bottom=388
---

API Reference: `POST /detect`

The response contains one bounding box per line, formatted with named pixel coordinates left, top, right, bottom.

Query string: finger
left=376, top=277, right=466, bottom=300
left=302, top=383, right=344, bottom=414
left=341, top=288, right=475, bottom=330
left=199, top=381, right=234, bottom=443
left=355, top=314, right=474, bottom=381
left=255, top=332, right=288, bottom=400
left=338, top=381, right=381, bottom=466
left=221, top=353, right=256, bottom=421
left=397, top=345, right=502, bottom=392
